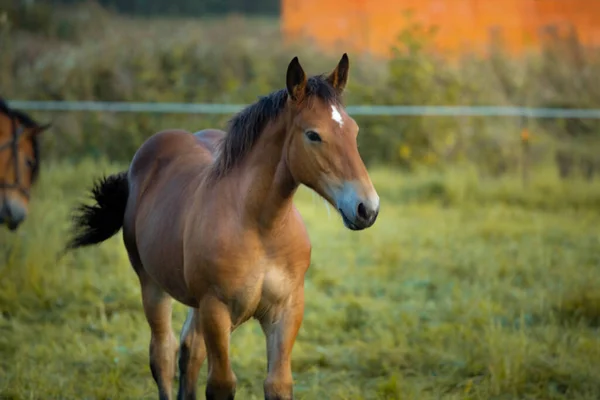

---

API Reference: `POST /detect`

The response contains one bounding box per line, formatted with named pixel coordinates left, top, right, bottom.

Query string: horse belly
left=144, top=255, right=197, bottom=307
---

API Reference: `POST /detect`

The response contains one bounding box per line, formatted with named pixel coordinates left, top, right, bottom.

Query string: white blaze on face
left=331, top=105, right=343, bottom=127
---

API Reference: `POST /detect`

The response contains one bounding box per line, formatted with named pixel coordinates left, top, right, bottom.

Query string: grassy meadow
left=1, top=160, right=599, bottom=399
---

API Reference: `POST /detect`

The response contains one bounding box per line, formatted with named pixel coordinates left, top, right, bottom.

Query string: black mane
left=0, top=98, right=11, bottom=118
left=213, top=74, right=342, bottom=177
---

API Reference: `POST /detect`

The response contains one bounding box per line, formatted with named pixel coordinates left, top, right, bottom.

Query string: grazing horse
left=0, top=98, right=50, bottom=231
left=66, top=54, right=380, bottom=400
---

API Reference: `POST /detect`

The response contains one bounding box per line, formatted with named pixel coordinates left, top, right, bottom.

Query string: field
left=1, top=160, right=599, bottom=399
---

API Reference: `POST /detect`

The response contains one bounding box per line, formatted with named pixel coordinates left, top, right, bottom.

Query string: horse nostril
left=357, top=202, right=368, bottom=221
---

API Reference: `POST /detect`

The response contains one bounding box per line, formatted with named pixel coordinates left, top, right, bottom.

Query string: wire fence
left=7, top=100, right=600, bottom=119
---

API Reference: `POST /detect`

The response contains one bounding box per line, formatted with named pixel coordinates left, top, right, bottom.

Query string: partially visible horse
left=66, top=54, right=379, bottom=400
left=0, top=98, right=50, bottom=231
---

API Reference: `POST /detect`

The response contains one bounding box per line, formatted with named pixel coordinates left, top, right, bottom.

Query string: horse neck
left=236, top=115, right=298, bottom=231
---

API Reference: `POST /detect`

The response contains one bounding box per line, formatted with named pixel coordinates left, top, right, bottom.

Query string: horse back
left=128, top=129, right=224, bottom=191
left=193, top=129, right=226, bottom=155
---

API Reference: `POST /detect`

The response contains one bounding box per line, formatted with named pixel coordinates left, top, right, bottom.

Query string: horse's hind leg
left=177, top=308, right=207, bottom=400
left=137, top=267, right=178, bottom=400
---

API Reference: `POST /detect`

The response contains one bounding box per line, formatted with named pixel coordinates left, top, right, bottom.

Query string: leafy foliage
left=1, top=2, right=599, bottom=177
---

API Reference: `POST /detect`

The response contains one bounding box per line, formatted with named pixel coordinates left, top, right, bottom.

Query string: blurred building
left=281, top=0, right=600, bottom=58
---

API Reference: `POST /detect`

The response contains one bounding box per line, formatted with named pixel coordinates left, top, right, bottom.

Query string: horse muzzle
left=0, top=199, right=27, bottom=231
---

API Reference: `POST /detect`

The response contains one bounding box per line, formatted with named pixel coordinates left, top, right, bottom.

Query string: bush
left=2, top=3, right=600, bottom=179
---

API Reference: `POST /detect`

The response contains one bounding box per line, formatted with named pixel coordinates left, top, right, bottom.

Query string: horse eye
left=305, top=131, right=322, bottom=142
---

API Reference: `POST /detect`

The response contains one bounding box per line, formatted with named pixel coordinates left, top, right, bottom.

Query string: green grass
left=1, top=159, right=600, bottom=399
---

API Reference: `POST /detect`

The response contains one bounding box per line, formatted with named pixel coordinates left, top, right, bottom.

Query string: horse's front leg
left=202, top=296, right=237, bottom=400
left=259, top=286, right=305, bottom=400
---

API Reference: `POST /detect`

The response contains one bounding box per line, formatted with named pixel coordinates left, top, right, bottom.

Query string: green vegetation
left=1, top=1, right=599, bottom=176
left=1, top=161, right=600, bottom=399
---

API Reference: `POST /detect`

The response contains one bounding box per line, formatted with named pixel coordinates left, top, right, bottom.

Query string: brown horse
left=66, top=54, right=380, bottom=400
left=0, top=98, right=50, bottom=231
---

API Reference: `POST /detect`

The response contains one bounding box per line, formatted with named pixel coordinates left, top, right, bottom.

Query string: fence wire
left=7, top=100, right=600, bottom=119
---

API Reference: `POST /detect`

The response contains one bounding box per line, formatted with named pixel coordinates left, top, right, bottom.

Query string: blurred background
left=2, top=0, right=600, bottom=177
left=1, top=1, right=600, bottom=399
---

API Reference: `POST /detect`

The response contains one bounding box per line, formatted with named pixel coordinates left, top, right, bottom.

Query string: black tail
left=66, top=171, right=129, bottom=250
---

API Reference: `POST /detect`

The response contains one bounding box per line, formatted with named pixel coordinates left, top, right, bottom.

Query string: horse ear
left=326, top=53, right=350, bottom=93
left=286, top=56, right=307, bottom=103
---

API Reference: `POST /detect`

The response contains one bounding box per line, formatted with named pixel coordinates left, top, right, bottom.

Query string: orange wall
left=281, top=0, right=600, bottom=58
